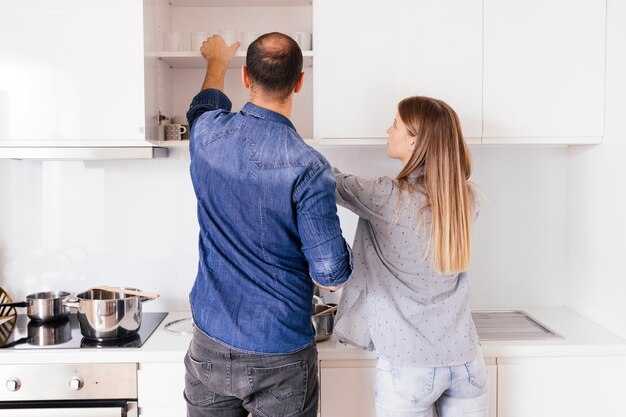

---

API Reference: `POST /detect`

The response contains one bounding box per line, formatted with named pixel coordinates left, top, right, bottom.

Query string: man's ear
left=294, top=72, right=304, bottom=93
left=241, top=66, right=251, bottom=89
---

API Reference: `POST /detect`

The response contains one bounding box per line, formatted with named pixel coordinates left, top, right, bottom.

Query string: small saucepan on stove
left=64, top=287, right=159, bottom=340
left=0, top=291, right=71, bottom=322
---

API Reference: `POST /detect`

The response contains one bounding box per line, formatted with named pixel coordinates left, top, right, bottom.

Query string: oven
left=0, top=363, right=137, bottom=416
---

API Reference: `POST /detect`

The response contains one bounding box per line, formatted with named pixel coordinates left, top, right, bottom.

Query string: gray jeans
left=184, top=327, right=319, bottom=417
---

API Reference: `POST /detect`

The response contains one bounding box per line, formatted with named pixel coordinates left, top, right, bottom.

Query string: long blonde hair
left=395, top=96, right=475, bottom=274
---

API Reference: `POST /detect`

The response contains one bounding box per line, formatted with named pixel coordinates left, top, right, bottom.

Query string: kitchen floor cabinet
left=0, top=0, right=146, bottom=146
left=318, top=358, right=497, bottom=417
left=319, top=360, right=377, bottom=417
left=483, top=0, right=606, bottom=144
left=497, top=356, right=626, bottom=417
left=314, top=0, right=483, bottom=144
left=138, top=362, right=186, bottom=417
left=138, top=355, right=626, bottom=417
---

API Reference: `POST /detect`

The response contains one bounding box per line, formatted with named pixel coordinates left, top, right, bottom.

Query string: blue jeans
left=184, top=327, right=319, bottom=417
left=375, top=355, right=489, bottom=417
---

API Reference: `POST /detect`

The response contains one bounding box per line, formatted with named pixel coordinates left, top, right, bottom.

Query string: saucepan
left=64, top=286, right=159, bottom=340
left=312, top=303, right=337, bottom=342
left=0, top=291, right=71, bottom=322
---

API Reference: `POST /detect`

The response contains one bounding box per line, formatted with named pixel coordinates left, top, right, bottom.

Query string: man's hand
left=200, top=35, right=241, bottom=92
left=312, top=278, right=342, bottom=292
left=201, top=35, right=240, bottom=65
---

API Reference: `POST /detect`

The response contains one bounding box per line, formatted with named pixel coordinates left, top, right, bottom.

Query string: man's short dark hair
left=246, top=32, right=303, bottom=101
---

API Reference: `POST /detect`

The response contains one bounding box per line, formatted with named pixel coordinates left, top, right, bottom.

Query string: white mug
left=292, top=32, right=312, bottom=51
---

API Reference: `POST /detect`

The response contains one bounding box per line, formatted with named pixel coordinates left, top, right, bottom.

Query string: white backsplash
left=0, top=145, right=567, bottom=312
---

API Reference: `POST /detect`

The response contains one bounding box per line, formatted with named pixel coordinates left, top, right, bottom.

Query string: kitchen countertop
left=1, top=307, right=625, bottom=365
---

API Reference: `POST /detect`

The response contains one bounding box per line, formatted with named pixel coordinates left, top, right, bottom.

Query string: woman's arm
left=334, top=167, right=394, bottom=221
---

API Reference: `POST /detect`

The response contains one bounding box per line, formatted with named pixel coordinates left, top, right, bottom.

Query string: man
left=184, top=33, right=353, bottom=417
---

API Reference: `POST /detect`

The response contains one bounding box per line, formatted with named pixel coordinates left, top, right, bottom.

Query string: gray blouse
left=333, top=168, right=479, bottom=367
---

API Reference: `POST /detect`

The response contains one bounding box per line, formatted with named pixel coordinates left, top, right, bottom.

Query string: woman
left=334, top=96, right=488, bottom=417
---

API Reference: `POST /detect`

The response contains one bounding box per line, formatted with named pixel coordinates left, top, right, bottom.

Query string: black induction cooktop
left=0, top=312, right=167, bottom=349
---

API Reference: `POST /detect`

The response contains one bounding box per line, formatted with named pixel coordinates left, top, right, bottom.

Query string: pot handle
left=313, top=305, right=338, bottom=317
left=63, top=297, right=80, bottom=309
left=0, top=302, right=28, bottom=308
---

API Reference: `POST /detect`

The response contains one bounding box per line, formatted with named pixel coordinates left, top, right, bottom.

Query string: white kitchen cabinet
left=0, top=0, right=610, bottom=154
left=497, top=356, right=626, bottom=417
left=486, top=362, right=497, bottom=417
left=0, top=0, right=146, bottom=146
left=319, top=357, right=497, bottom=417
left=483, top=0, right=606, bottom=144
left=314, top=0, right=483, bottom=144
left=319, top=359, right=377, bottom=417
left=143, top=0, right=314, bottom=143
left=138, top=362, right=186, bottom=417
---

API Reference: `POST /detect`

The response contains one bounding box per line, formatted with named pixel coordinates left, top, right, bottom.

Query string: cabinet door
left=486, top=361, right=497, bottom=417
left=314, top=0, right=482, bottom=142
left=483, top=0, right=606, bottom=143
left=319, top=360, right=376, bottom=417
left=138, top=362, right=186, bottom=413
left=0, top=0, right=145, bottom=144
left=497, top=357, right=626, bottom=417
left=320, top=358, right=496, bottom=417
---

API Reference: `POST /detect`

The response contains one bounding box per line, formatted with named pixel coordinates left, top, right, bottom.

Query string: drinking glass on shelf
left=292, top=31, right=312, bottom=51
left=240, top=31, right=260, bottom=51
left=163, top=31, right=190, bottom=52
left=190, top=31, right=209, bottom=52
left=218, top=29, right=240, bottom=48
left=163, top=31, right=181, bottom=52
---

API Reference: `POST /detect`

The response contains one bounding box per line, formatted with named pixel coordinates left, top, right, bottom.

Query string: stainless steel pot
left=66, top=288, right=153, bottom=340
left=0, top=291, right=71, bottom=322
left=312, top=304, right=335, bottom=342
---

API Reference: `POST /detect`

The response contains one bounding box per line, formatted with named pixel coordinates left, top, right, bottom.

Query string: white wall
left=0, top=142, right=568, bottom=312
left=322, top=145, right=568, bottom=308
left=566, top=0, right=626, bottom=338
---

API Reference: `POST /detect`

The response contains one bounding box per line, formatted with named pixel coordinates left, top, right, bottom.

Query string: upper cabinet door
left=0, top=0, right=145, bottom=144
left=483, top=0, right=606, bottom=143
left=314, top=0, right=483, bottom=142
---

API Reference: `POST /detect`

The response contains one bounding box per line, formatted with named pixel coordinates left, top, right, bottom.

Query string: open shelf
left=149, top=50, right=314, bottom=69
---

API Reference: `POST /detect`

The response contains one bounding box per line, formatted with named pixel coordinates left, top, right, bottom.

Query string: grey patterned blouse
left=333, top=168, right=479, bottom=367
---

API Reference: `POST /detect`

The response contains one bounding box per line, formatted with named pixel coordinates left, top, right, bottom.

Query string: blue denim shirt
left=186, top=88, right=352, bottom=354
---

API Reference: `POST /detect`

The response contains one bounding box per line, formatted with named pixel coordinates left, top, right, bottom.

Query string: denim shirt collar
left=242, top=102, right=296, bottom=132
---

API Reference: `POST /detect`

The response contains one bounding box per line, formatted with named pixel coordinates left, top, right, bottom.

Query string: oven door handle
left=0, top=404, right=136, bottom=417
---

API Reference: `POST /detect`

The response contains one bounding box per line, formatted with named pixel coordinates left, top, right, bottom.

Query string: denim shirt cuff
left=343, top=241, right=354, bottom=283
left=314, top=240, right=353, bottom=287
